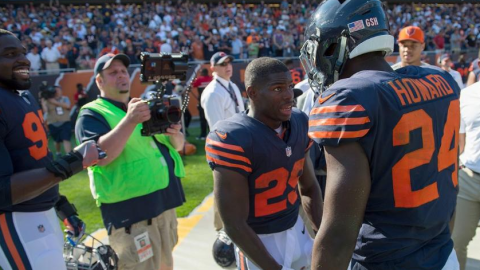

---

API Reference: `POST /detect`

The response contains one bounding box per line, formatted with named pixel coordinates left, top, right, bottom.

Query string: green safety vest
left=80, top=98, right=185, bottom=206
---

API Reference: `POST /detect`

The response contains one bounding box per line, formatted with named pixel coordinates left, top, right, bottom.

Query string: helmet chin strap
left=334, top=35, right=348, bottom=83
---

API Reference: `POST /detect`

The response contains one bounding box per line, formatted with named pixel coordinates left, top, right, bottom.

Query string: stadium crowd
left=1, top=1, right=480, bottom=72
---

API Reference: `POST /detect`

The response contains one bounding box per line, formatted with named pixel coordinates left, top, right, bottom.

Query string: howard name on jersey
left=206, top=110, right=312, bottom=234
left=309, top=66, right=460, bottom=267
left=0, top=89, right=57, bottom=212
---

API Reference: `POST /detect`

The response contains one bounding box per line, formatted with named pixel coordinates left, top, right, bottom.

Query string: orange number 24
left=392, top=100, right=459, bottom=208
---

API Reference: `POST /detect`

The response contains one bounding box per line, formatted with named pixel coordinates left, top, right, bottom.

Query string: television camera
left=139, top=52, right=190, bottom=136
left=39, top=81, right=57, bottom=99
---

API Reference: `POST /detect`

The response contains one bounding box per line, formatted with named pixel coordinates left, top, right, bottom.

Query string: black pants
left=197, top=104, right=208, bottom=137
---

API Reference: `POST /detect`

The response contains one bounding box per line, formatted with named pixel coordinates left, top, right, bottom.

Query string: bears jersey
left=309, top=66, right=460, bottom=268
left=0, top=88, right=57, bottom=212
left=206, top=110, right=312, bottom=234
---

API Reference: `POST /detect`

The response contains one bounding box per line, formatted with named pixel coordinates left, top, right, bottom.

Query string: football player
left=301, top=0, right=461, bottom=269
left=0, top=29, right=100, bottom=270
left=206, top=57, right=322, bottom=270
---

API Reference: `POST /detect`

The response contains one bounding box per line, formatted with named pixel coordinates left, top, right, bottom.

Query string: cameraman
left=41, top=85, right=72, bottom=158
left=75, top=53, right=186, bottom=270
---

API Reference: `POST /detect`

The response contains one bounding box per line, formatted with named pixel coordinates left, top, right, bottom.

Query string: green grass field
left=56, top=125, right=213, bottom=234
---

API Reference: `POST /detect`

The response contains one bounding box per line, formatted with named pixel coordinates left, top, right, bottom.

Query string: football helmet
left=212, top=230, right=235, bottom=268
left=64, top=234, right=118, bottom=270
left=300, top=0, right=394, bottom=93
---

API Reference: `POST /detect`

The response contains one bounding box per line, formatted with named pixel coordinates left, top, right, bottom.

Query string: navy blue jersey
left=309, top=66, right=460, bottom=269
left=206, top=110, right=312, bottom=234
left=0, top=88, right=57, bottom=212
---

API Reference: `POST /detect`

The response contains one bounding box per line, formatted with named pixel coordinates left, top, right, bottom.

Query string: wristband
left=46, top=151, right=83, bottom=180
left=55, top=195, right=79, bottom=221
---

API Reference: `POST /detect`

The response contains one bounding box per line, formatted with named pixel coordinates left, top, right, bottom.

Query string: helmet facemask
left=300, top=31, right=349, bottom=95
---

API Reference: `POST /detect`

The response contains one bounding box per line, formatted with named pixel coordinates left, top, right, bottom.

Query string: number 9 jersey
left=206, top=110, right=312, bottom=234
left=309, top=66, right=460, bottom=269
left=0, top=89, right=57, bottom=212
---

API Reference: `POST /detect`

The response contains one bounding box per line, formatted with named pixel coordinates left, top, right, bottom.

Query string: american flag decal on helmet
left=348, top=20, right=365, bottom=33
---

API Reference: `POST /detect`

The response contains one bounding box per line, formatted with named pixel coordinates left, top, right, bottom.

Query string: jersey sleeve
left=308, top=88, right=372, bottom=147
left=75, top=109, right=111, bottom=143
left=205, top=127, right=252, bottom=178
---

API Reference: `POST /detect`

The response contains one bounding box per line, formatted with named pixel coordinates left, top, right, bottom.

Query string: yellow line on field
left=196, top=196, right=214, bottom=213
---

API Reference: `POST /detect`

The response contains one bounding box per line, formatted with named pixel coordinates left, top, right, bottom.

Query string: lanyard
left=216, top=79, right=240, bottom=111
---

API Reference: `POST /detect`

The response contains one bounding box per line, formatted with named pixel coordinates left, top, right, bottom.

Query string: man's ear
left=246, top=86, right=255, bottom=100
left=95, top=74, right=103, bottom=89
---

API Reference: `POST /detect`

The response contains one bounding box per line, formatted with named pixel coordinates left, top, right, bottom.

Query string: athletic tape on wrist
left=46, top=151, right=83, bottom=180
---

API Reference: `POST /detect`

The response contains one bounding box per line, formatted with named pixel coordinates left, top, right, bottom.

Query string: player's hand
left=126, top=98, right=151, bottom=124
left=64, top=215, right=85, bottom=239
left=73, top=140, right=101, bottom=168
left=164, top=123, right=183, bottom=136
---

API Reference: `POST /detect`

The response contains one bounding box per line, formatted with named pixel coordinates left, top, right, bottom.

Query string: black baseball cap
left=94, top=53, right=130, bottom=76
left=210, top=51, right=234, bottom=66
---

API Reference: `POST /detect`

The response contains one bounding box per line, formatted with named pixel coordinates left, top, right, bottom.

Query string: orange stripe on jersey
left=309, top=116, right=370, bottom=126
left=206, top=138, right=244, bottom=152
left=308, top=129, right=369, bottom=139
left=207, top=156, right=252, bottom=173
left=0, top=215, right=26, bottom=270
left=206, top=146, right=252, bottom=165
left=310, top=105, right=366, bottom=115
left=239, top=250, right=246, bottom=270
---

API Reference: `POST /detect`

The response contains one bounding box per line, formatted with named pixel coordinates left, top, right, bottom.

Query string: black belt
left=107, top=218, right=153, bottom=235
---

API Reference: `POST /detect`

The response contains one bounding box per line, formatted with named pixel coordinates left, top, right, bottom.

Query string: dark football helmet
left=212, top=230, right=235, bottom=268
left=300, top=0, right=394, bottom=94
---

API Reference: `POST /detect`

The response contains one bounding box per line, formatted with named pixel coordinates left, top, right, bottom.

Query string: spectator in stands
left=191, top=36, right=204, bottom=62
left=26, top=46, right=42, bottom=74
left=451, top=28, right=463, bottom=54
left=272, top=27, right=284, bottom=57
left=230, top=33, right=243, bottom=59
left=391, top=26, right=430, bottom=70
left=66, top=41, right=79, bottom=69
left=160, top=39, right=173, bottom=53
left=41, top=39, right=61, bottom=74
left=99, top=41, right=119, bottom=57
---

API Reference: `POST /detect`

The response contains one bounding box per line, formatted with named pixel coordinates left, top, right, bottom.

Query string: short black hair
left=0, top=29, right=17, bottom=38
left=284, top=59, right=294, bottom=66
left=200, top=68, right=209, bottom=76
left=245, top=57, right=289, bottom=89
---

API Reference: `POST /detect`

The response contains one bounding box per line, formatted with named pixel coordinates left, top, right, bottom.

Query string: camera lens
left=157, top=105, right=181, bottom=123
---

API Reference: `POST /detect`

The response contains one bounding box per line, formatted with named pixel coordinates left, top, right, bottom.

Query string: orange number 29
left=22, top=110, right=48, bottom=160
left=254, top=158, right=304, bottom=217
left=392, top=100, right=459, bottom=208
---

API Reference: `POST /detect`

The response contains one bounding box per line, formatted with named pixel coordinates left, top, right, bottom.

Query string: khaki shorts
left=108, top=209, right=178, bottom=270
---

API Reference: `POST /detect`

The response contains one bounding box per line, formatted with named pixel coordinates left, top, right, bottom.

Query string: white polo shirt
left=459, top=81, right=480, bottom=172
left=200, top=75, right=245, bottom=130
